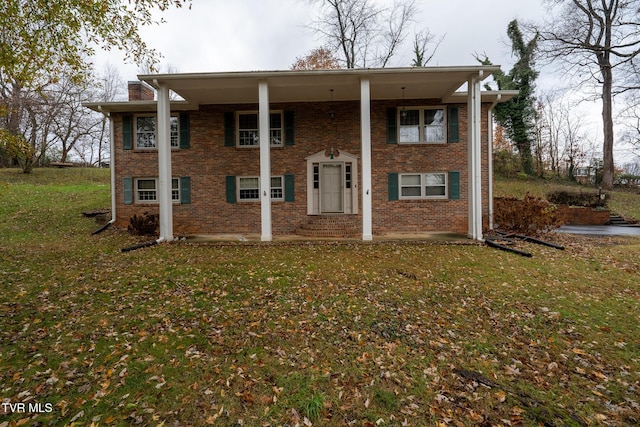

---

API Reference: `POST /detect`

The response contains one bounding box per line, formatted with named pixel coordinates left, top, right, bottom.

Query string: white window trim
left=134, top=114, right=180, bottom=149
left=398, top=106, right=447, bottom=145
left=236, top=111, right=283, bottom=148
left=399, top=172, right=448, bottom=200
left=134, top=177, right=181, bottom=204
left=237, top=175, right=285, bottom=201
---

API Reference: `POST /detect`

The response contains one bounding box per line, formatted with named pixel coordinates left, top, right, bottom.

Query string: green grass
left=494, top=175, right=640, bottom=221
left=1, top=168, right=639, bottom=426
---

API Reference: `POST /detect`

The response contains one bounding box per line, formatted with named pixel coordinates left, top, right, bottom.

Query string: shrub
left=546, top=190, right=608, bottom=208
left=494, top=194, right=563, bottom=235
left=128, top=212, right=159, bottom=236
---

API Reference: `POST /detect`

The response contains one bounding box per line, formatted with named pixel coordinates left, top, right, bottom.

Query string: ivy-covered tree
left=479, top=20, right=539, bottom=176
left=0, top=0, right=190, bottom=171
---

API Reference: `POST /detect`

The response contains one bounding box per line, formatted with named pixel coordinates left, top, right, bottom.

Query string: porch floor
left=180, top=232, right=468, bottom=243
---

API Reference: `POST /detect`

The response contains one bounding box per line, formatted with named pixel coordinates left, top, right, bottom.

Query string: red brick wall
left=112, top=98, right=492, bottom=237
left=555, top=205, right=610, bottom=225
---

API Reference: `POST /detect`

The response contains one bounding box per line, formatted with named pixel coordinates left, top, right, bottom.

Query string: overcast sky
left=94, top=0, right=629, bottom=161
left=97, top=0, right=549, bottom=79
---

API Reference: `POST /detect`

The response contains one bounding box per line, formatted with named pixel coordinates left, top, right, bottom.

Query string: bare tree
left=49, top=75, right=99, bottom=163
left=411, top=29, right=444, bottom=67
left=536, top=0, right=640, bottom=189
left=537, top=92, right=593, bottom=179
left=307, top=0, right=418, bottom=68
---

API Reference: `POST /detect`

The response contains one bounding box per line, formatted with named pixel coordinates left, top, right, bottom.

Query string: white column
left=488, top=95, right=501, bottom=230
left=258, top=80, right=272, bottom=241
left=360, top=77, right=373, bottom=241
left=157, top=83, right=173, bottom=241
left=467, top=74, right=483, bottom=240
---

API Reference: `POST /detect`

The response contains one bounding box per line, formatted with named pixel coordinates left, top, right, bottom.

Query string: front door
left=321, top=163, right=343, bottom=213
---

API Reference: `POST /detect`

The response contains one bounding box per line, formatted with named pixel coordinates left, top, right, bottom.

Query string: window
left=399, top=107, right=446, bottom=144
left=313, top=165, right=319, bottom=189
left=238, top=176, right=284, bottom=201
left=135, top=115, right=179, bottom=149
left=136, top=178, right=157, bottom=202
left=399, top=173, right=447, bottom=199
left=238, top=177, right=260, bottom=200
left=237, top=112, right=283, bottom=147
left=271, top=176, right=284, bottom=200
left=135, top=178, right=180, bottom=203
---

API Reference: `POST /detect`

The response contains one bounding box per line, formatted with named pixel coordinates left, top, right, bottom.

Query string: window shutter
left=284, top=111, right=295, bottom=146
left=225, top=176, right=236, bottom=203
left=123, top=177, right=133, bottom=205
left=388, top=173, right=399, bottom=201
left=284, top=173, right=295, bottom=202
left=179, top=112, right=190, bottom=149
left=448, top=107, right=459, bottom=143
left=386, top=108, right=397, bottom=144
left=449, top=171, right=460, bottom=200
left=180, top=176, right=191, bottom=204
left=123, top=115, right=133, bottom=150
left=224, top=112, right=235, bottom=147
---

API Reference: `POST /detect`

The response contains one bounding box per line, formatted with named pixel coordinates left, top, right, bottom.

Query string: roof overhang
left=85, top=66, right=517, bottom=113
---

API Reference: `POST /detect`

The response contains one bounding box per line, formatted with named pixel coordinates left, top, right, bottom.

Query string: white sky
left=94, top=0, right=636, bottom=163
left=96, top=0, right=548, bottom=77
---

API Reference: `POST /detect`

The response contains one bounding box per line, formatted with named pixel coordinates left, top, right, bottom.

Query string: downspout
left=101, top=107, right=116, bottom=225
left=487, top=94, right=501, bottom=231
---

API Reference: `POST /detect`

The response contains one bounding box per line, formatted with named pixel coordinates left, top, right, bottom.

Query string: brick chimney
left=128, top=81, right=155, bottom=101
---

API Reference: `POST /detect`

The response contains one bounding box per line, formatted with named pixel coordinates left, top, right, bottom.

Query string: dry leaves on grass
left=1, top=240, right=639, bottom=426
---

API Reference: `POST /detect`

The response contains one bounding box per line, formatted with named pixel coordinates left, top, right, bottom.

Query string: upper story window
left=399, top=107, right=446, bottom=144
left=135, top=115, right=179, bottom=149
left=237, top=111, right=283, bottom=147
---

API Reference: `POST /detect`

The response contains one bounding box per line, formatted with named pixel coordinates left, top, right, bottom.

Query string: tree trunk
left=601, top=63, right=615, bottom=190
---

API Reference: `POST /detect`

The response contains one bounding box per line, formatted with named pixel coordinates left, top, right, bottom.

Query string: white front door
left=321, top=163, right=343, bottom=213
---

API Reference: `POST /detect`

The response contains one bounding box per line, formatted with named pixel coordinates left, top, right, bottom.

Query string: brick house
left=85, top=67, right=516, bottom=241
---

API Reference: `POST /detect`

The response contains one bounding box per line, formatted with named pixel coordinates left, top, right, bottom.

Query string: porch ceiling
left=138, top=66, right=502, bottom=107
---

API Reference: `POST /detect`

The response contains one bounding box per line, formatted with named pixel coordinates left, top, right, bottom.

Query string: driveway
left=556, top=224, right=640, bottom=236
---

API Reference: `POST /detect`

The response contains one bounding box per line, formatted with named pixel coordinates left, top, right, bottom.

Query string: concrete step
left=608, top=214, right=638, bottom=226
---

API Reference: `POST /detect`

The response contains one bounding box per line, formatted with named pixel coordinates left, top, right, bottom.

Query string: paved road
left=556, top=225, right=640, bottom=236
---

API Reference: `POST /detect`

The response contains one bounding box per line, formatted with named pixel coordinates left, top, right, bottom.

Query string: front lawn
left=1, top=169, right=639, bottom=426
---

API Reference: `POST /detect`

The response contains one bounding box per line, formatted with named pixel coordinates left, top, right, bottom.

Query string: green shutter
left=284, top=111, right=295, bottom=146
left=449, top=171, right=460, bottom=200
left=225, top=176, right=236, bottom=203
left=448, top=107, right=459, bottom=143
left=224, top=112, right=235, bottom=147
left=123, top=115, right=133, bottom=150
left=179, top=113, right=190, bottom=149
left=123, top=177, right=133, bottom=205
left=284, top=173, right=295, bottom=202
left=386, top=108, right=397, bottom=144
left=180, top=176, right=191, bottom=204
left=388, top=173, right=399, bottom=201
